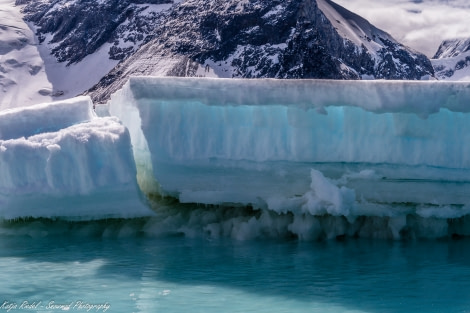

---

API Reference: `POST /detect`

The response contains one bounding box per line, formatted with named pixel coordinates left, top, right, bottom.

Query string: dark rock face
left=17, top=0, right=435, bottom=102
left=89, top=0, right=435, bottom=102
left=128, top=0, right=433, bottom=80
left=374, top=38, right=433, bottom=80
left=18, top=0, right=171, bottom=64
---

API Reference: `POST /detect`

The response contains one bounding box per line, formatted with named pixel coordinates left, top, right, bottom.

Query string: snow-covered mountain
left=11, top=0, right=435, bottom=104
left=19, top=0, right=175, bottom=64
left=432, top=38, right=470, bottom=81
left=88, top=0, right=435, bottom=102
left=0, top=0, right=53, bottom=109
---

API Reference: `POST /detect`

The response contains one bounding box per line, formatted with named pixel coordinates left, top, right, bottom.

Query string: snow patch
left=0, top=0, right=53, bottom=109
left=34, top=33, right=119, bottom=100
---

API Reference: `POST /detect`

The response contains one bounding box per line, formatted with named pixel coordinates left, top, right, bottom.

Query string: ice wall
left=2, top=77, right=470, bottom=239
left=109, top=77, right=470, bottom=222
left=0, top=97, right=152, bottom=220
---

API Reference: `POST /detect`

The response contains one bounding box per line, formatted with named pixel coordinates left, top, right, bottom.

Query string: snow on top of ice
left=125, top=76, right=470, bottom=115
left=0, top=96, right=94, bottom=140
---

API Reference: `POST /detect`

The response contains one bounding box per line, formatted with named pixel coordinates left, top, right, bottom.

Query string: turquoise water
left=1, top=219, right=470, bottom=313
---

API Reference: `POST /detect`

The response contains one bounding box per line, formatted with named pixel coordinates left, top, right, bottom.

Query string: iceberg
left=108, top=77, right=470, bottom=222
left=0, top=97, right=152, bottom=220
left=3, top=77, right=470, bottom=239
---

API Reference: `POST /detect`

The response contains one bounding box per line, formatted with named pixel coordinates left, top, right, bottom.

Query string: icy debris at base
left=301, top=169, right=356, bottom=218
left=0, top=97, right=153, bottom=220
left=136, top=199, right=470, bottom=240
left=264, top=169, right=356, bottom=218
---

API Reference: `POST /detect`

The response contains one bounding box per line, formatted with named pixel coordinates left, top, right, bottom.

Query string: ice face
left=109, top=77, right=470, bottom=218
left=0, top=97, right=152, bottom=220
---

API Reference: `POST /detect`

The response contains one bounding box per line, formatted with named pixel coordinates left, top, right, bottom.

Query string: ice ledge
left=0, top=96, right=94, bottom=141
left=126, top=77, right=470, bottom=115
left=0, top=97, right=153, bottom=220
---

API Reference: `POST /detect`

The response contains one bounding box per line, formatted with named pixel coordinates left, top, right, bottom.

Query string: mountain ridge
left=88, top=0, right=435, bottom=102
left=431, top=38, right=470, bottom=81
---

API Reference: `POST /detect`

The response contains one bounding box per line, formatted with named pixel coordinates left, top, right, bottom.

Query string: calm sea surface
left=0, top=219, right=469, bottom=313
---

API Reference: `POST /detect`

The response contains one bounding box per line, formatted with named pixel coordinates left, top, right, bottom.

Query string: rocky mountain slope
left=19, top=0, right=175, bottom=64
left=16, top=0, right=435, bottom=103
left=432, top=38, right=470, bottom=81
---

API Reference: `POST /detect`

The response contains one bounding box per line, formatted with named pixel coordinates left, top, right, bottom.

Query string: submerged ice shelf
left=108, top=77, right=470, bottom=219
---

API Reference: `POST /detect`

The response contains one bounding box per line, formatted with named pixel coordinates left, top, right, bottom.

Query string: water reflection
left=1, top=221, right=470, bottom=313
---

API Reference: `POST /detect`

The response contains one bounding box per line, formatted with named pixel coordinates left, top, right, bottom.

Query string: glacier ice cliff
left=106, top=77, right=470, bottom=239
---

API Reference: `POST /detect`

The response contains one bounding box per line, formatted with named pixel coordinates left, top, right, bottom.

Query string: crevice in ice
left=107, top=83, right=161, bottom=197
